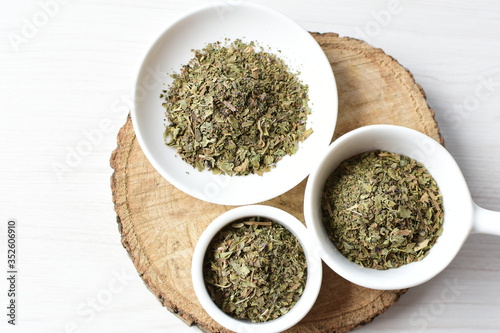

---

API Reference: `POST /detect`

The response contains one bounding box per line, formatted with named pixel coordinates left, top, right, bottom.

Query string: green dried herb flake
left=203, top=217, right=307, bottom=322
left=162, top=39, right=312, bottom=176
left=321, top=150, right=444, bottom=270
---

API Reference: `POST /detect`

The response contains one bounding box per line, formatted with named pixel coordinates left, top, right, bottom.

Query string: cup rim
left=304, top=124, right=473, bottom=290
left=191, top=205, right=322, bottom=333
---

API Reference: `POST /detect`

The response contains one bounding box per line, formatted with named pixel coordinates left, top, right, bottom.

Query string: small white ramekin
left=191, top=205, right=322, bottom=333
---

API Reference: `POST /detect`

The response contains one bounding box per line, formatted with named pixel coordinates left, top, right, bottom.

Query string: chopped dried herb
left=321, top=150, right=444, bottom=270
left=162, top=39, right=312, bottom=176
left=203, top=217, right=307, bottom=322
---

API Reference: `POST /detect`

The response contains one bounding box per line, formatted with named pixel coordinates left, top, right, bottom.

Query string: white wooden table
left=1, top=0, right=499, bottom=332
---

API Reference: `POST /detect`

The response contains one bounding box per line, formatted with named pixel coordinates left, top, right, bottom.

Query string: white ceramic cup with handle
left=304, top=124, right=500, bottom=290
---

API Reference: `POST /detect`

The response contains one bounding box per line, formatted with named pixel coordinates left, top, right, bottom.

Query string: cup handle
left=471, top=202, right=500, bottom=236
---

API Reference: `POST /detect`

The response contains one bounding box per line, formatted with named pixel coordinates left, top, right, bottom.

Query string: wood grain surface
left=110, top=33, right=442, bottom=332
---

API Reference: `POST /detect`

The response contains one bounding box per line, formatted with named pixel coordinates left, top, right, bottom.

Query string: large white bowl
left=191, top=205, right=322, bottom=333
left=132, top=2, right=337, bottom=205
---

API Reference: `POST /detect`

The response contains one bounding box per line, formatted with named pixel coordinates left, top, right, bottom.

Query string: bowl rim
left=191, top=205, right=323, bottom=333
left=304, top=124, right=473, bottom=290
left=131, top=1, right=338, bottom=205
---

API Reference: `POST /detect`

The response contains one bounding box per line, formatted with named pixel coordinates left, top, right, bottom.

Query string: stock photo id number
left=6, top=220, right=17, bottom=326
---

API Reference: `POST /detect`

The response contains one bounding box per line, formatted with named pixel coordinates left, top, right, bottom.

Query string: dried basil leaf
left=203, top=217, right=307, bottom=322
left=321, top=150, right=444, bottom=270
left=162, top=39, right=312, bottom=176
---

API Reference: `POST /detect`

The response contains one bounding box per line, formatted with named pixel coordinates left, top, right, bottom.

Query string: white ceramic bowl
left=191, top=205, right=322, bottom=333
left=304, top=125, right=500, bottom=290
left=132, top=2, right=337, bottom=205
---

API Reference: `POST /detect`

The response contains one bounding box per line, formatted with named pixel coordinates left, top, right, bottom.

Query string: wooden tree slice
left=110, top=33, right=442, bottom=333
